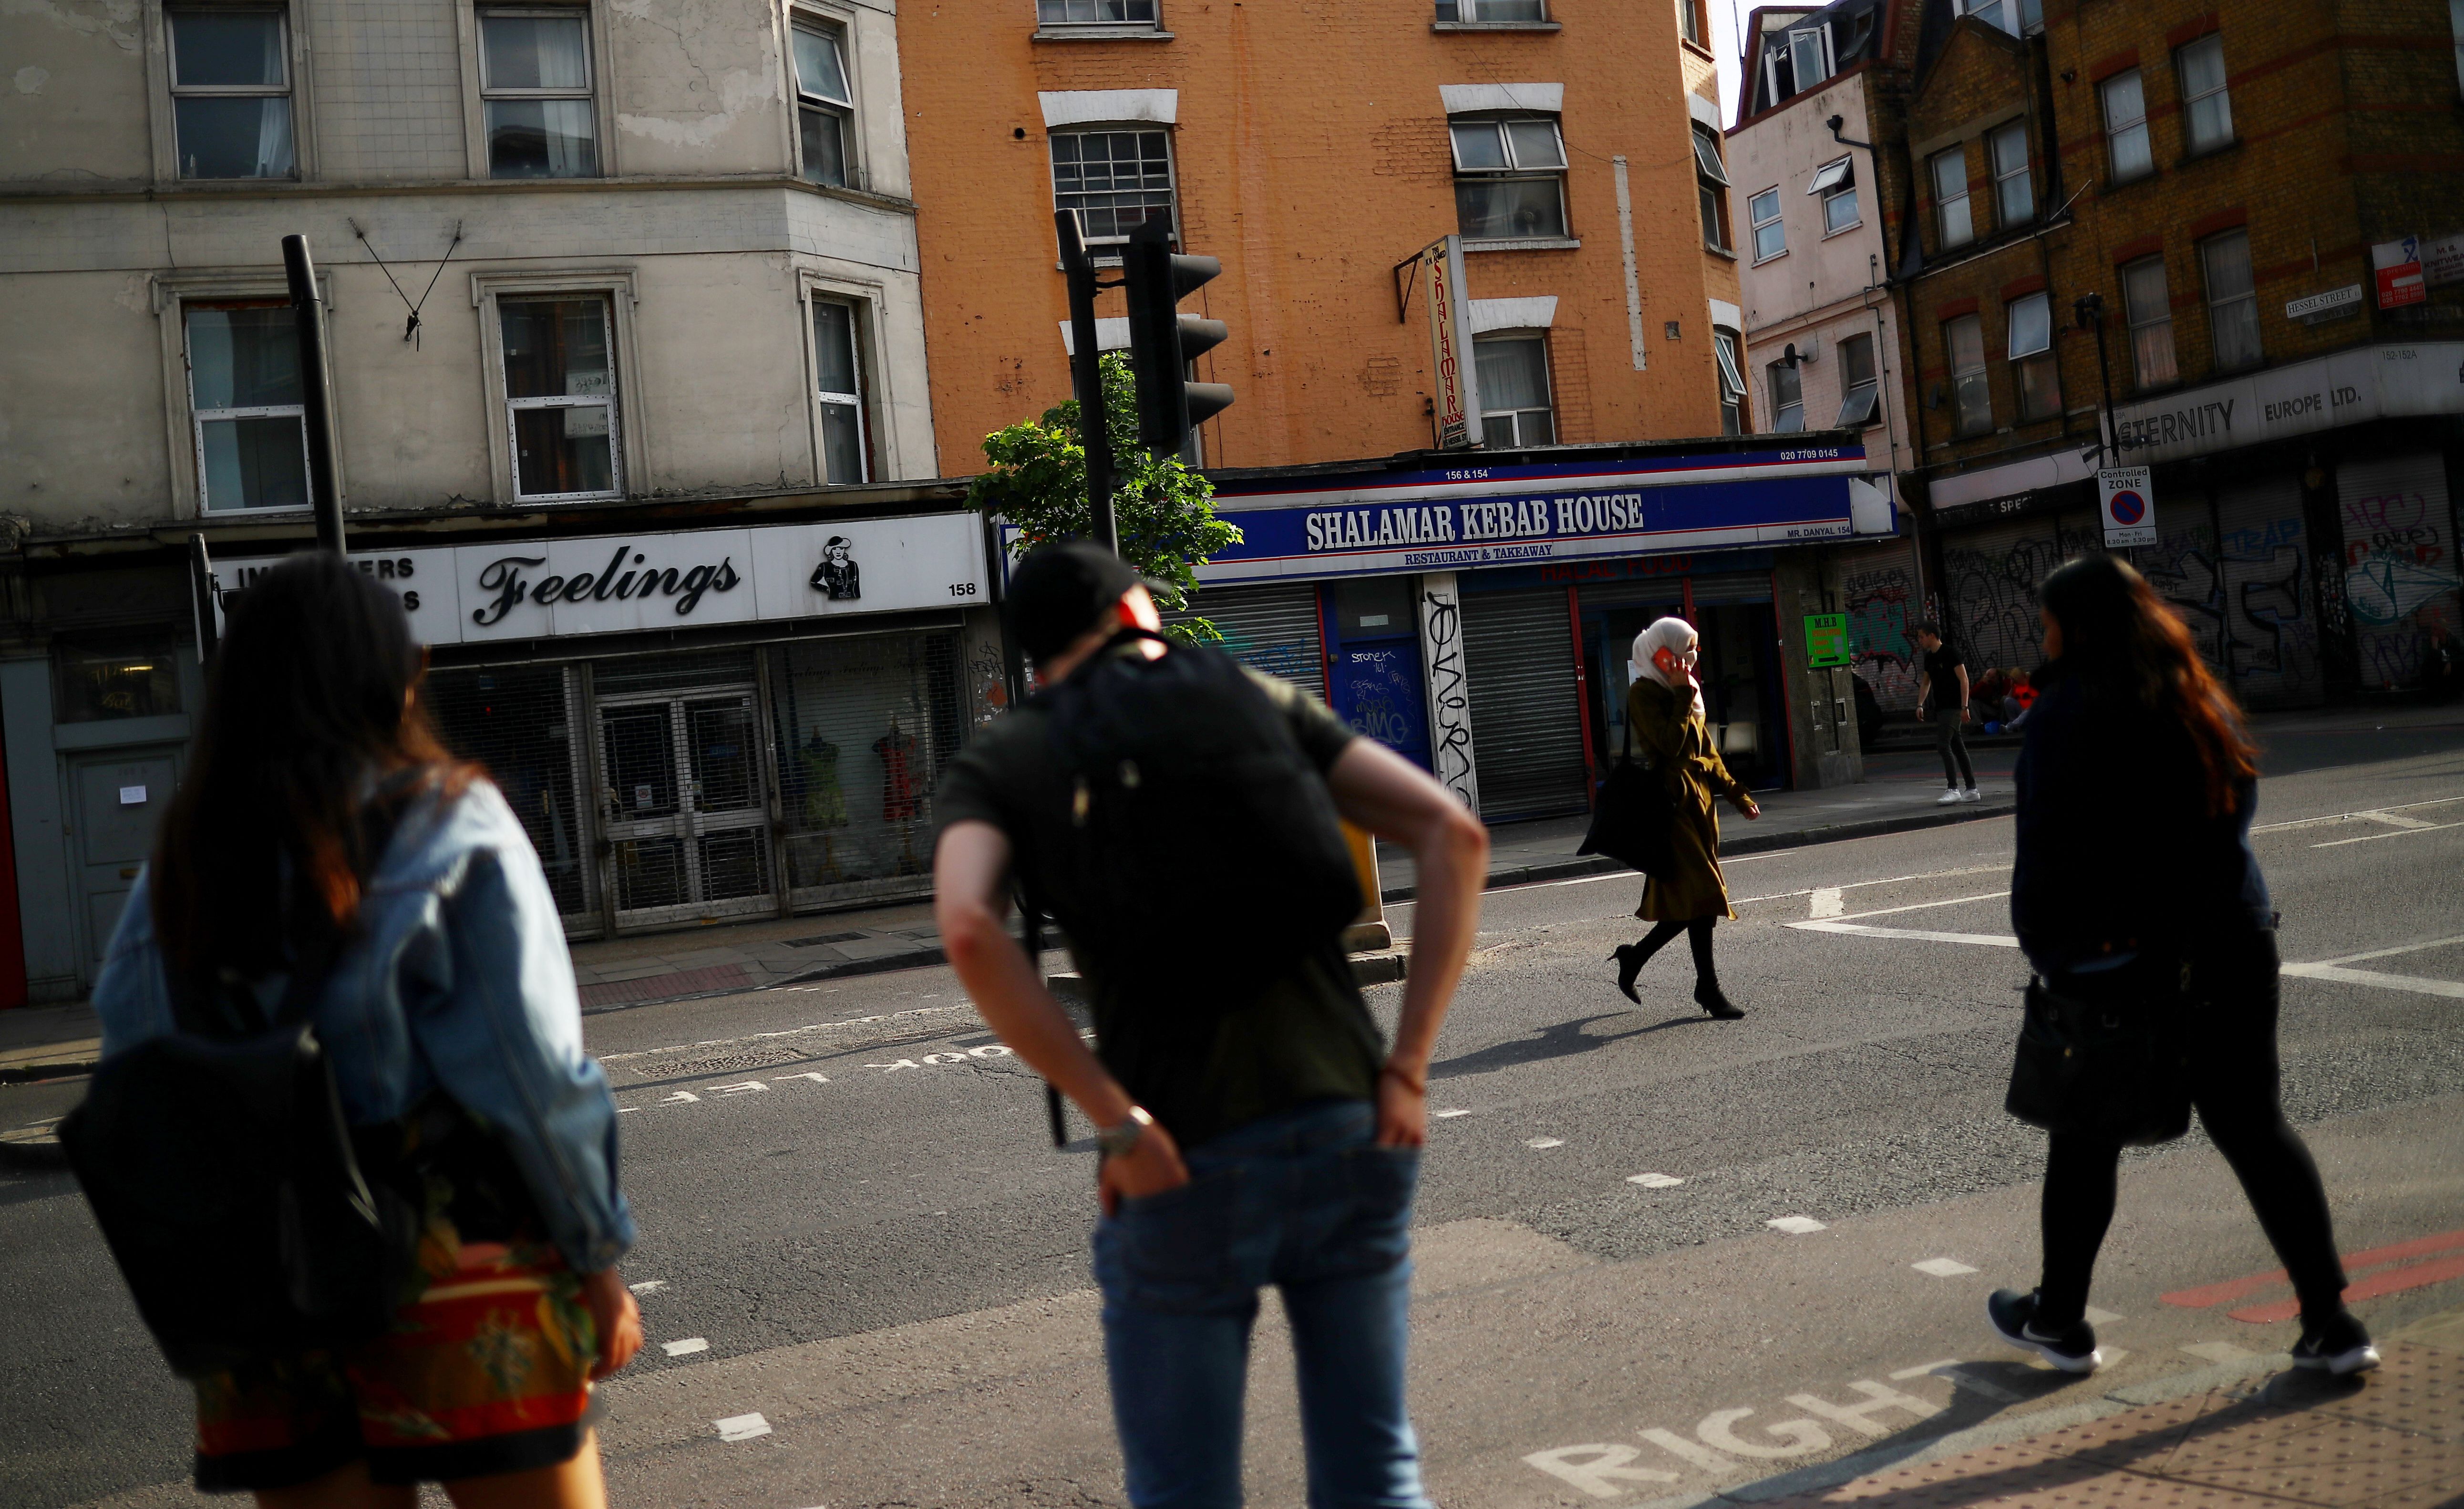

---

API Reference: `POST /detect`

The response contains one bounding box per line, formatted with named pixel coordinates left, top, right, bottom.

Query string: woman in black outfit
left=1990, top=555, right=2377, bottom=1377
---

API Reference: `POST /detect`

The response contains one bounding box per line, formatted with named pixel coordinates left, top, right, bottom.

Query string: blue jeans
left=1092, top=1099, right=1432, bottom=1509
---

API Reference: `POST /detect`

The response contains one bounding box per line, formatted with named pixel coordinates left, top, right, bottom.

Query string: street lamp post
left=282, top=234, right=348, bottom=555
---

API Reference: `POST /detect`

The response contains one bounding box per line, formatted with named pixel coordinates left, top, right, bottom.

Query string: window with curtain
left=792, top=21, right=853, bottom=187
left=2177, top=34, right=2233, bottom=154
left=1932, top=146, right=1972, bottom=250
left=1990, top=120, right=2032, bottom=227
left=480, top=10, right=598, bottom=178
left=1037, top=0, right=1156, bottom=21
left=1946, top=314, right=1990, bottom=436
left=1693, top=125, right=1731, bottom=250
left=1051, top=128, right=1177, bottom=253
left=1712, top=329, right=1745, bottom=434
left=813, top=299, right=870, bottom=484
left=167, top=10, right=294, bottom=179
left=2122, top=256, right=2178, bottom=389
left=2202, top=231, right=2261, bottom=370
left=2101, top=69, right=2151, bottom=183
left=1452, top=117, right=1568, bottom=241
left=500, top=296, right=619, bottom=499
left=1475, top=336, right=1555, bottom=448
left=2007, top=291, right=2059, bottom=422
left=1435, top=0, right=1546, bottom=19
left=1767, top=361, right=1804, bottom=432
left=185, top=302, right=309, bottom=511
left=1749, top=187, right=1785, bottom=262
left=1835, top=333, right=1879, bottom=426
left=1808, top=155, right=1857, bottom=235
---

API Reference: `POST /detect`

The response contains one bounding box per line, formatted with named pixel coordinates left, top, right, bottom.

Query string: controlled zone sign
left=2098, top=466, right=2157, bottom=548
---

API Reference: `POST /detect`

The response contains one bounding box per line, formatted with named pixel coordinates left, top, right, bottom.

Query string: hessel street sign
left=2285, top=284, right=2364, bottom=323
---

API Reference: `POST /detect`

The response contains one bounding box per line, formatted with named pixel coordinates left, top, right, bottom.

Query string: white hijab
left=1630, top=616, right=1705, bottom=718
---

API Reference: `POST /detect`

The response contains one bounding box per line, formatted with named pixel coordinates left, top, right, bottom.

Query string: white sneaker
left=1962, top=788, right=1982, bottom=802
left=1937, top=789, right=1965, bottom=806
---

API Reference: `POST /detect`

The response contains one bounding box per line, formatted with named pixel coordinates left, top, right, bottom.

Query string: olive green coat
left=1627, top=677, right=1751, bottom=921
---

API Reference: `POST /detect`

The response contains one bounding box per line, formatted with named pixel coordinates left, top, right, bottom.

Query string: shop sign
left=1804, top=613, right=1850, bottom=668
left=2099, top=466, right=2157, bottom=548
left=218, top=512, right=988, bottom=647
left=2107, top=341, right=2464, bottom=466
left=2374, top=238, right=2427, bottom=310
left=1403, top=236, right=1481, bottom=449
left=1196, top=444, right=1869, bottom=585
left=2423, top=230, right=2464, bottom=289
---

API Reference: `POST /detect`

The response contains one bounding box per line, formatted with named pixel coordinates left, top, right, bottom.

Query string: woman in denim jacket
left=91, top=554, right=641, bottom=1506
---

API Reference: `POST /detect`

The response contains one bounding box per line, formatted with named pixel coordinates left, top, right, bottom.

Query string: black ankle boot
left=1695, top=981, right=1744, bottom=1019
left=1609, top=946, right=1644, bottom=1003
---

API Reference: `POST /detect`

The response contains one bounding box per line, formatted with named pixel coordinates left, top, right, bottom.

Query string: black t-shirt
left=1923, top=643, right=1967, bottom=709
left=933, top=662, right=1383, bottom=1149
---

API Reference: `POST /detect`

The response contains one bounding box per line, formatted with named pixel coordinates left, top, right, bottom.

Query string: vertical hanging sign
left=1417, top=572, right=1480, bottom=813
left=1420, top=235, right=1482, bottom=449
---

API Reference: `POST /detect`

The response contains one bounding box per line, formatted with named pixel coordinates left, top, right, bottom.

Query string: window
left=1789, top=25, right=1830, bottom=91
left=1990, top=121, right=2032, bottom=227
left=1693, top=125, right=1731, bottom=250
left=1808, top=155, right=1857, bottom=235
left=1767, top=360, right=1804, bottom=432
left=1436, top=0, right=1546, bottom=20
left=2007, top=291, right=2059, bottom=422
left=2177, top=34, right=2233, bottom=155
left=1038, top=0, right=1156, bottom=21
left=791, top=21, right=853, bottom=187
left=1678, top=0, right=1704, bottom=47
left=54, top=630, right=184, bottom=724
left=1749, top=187, right=1786, bottom=262
left=1451, top=117, right=1568, bottom=241
left=185, top=302, right=308, bottom=513
left=813, top=299, right=870, bottom=483
left=501, top=296, right=619, bottom=499
left=1475, top=336, right=1555, bottom=447
left=479, top=9, right=598, bottom=178
left=2101, top=70, right=2151, bottom=183
left=1931, top=147, right=1972, bottom=250
left=166, top=9, right=294, bottom=179
left=2202, top=230, right=2260, bottom=370
left=1946, top=314, right=1990, bottom=436
left=2122, top=255, right=2178, bottom=389
left=1712, top=328, right=1745, bottom=434
left=1051, top=128, right=1177, bottom=252
left=1958, top=0, right=2039, bottom=35
left=1835, top=333, right=1879, bottom=426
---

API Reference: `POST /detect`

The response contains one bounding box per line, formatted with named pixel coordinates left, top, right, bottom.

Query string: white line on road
left=1829, top=891, right=2010, bottom=922
left=2312, top=820, right=2464, bottom=848
left=2305, top=933, right=2464, bottom=967
left=1767, top=1216, right=1827, bottom=1234
left=2253, top=795, right=2464, bottom=833
left=660, top=1337, right=709, bottom=1357
left=713, top=1412, right=772, bottom=1442
left=1434, top=1108, right=1472, bottom=1119
left=1628, top=1172, right=1685, bottom=1188
left=1526, top=1137, right=1566, bottom=1149
left=1789, top=920, right=2021, bottom=947
left=628, top=1280, right=667, bottom=1295
left=1912, top=1258, right=1977, bottom=1276
left=1733, top=864, right=2009, bottom=909
left=1809, top=887, right=1844, bottom=919
left=2281, top=962, right=2464, bottom=1000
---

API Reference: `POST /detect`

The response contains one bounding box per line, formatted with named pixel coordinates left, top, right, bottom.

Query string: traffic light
left=1124, top=218, right=1234, bottom=456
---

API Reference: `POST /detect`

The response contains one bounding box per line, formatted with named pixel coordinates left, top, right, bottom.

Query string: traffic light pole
left=282, top=234, right=348, bottom=555
left=1055, top=211, right=1119, bottom=556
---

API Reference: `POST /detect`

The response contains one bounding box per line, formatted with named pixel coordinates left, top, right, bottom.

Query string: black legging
left=2035, top=932, right=2348, bottom=1329
left=1630, top=916, right=1719, bottom=984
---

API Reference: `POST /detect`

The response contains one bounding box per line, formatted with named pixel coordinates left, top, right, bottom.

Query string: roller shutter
left=2337, top=453, right=2463, bottom=690
left=1937, top=512, right=2095, bottom=678
left=1829, top=537, right=1923, bottom=711
left=427, top=663, right=596, bottom=927
left=1462, top=587, right=1588, bottom=822
left=2208, top=478, right=2323, bottom=708
left=1167, top=582, right=1325, bottom=700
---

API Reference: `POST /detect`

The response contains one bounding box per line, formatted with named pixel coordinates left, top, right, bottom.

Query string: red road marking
left=2162, top=1227, right=2464, bottom=1310
left=2228, top=1251, right=2464, bottom=1325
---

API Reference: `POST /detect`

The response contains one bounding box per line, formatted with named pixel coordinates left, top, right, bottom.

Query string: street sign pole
left=1054, top=211, right=1118, bottom=556
left=282, top=234, right=348, bottom=555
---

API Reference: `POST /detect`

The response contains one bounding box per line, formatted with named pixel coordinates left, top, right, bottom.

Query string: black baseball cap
left=1006, top=541, right=1148, bottom=663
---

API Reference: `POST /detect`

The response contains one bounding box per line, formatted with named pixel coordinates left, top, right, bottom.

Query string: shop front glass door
left=598, top=689, right=773, bottom=921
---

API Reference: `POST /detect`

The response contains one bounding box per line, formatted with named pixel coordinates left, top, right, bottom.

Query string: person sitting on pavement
left=1608, top=617, right=1761, bottom=1019
left=1912, top=620, right=1982, bottom=804
left=931, top=542, right=1489, bottom=1509
left=1988, top=553, right=2379, bottom=1379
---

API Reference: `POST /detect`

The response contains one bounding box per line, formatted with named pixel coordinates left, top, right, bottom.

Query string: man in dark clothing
left=1913, top=620, right=1979, bottom=804
left=932, top=543, right=1488, bottom=1509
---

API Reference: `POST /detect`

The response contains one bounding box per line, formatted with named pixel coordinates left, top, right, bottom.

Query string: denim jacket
left=91, top=779, right=636, bottom=1274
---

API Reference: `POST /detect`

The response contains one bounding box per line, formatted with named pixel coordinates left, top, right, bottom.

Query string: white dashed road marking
left=1766, top=1216, right=1827, bottom=1234
left=1434, top=1108, right=1472, bottom=1119
left=1808, top=887, right=1844, bottom=919
left=1627, top=1172, right=1685, bottom=1188
left=1526, top=1137, right=1565, bottom=1149
left=660, top=1338, right=709, bottom=1358
left=713, top=1412, right=772, bottom=1442
left=627, top=1280, right=667, bottom=1296
left=1911, top=1257, right=1977, bottom=1276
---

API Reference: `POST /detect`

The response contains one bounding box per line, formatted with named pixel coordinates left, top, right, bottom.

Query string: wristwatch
left=1097, top=1106, right=1155, bottom=1159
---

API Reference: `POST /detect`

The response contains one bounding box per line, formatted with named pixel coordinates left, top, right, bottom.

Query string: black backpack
left=1024, top=628, right=1362, bottom=1013
left=61, top=800, right=423, bottom=1380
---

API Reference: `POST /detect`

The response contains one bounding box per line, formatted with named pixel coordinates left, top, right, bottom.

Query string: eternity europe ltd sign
left=219, top=512, right=988, bottom=646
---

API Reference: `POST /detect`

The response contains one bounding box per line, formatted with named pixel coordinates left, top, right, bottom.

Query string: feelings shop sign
left=219, top=513, right=988, bottom=646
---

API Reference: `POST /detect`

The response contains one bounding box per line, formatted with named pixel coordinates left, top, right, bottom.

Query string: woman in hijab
left=1610, top=617, right=1760, bottom=1017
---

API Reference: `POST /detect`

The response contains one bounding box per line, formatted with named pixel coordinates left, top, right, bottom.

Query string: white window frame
left=182, top=299, right=313, bottom=514
left=2122, top=255, right=2178, bottom=391
left=1835, top=332, right=1880, bottom=427
left=1808, top=155, right=1858, bottom=237
left=2177, top=33, right=2234, bottom=155
left=2101, top=69, right=2152, bottom=184
left=151, top=272, right=333, bottom=517
left=472, top=4, right=603, bottom=180
left=809, top=291, right=872, bottom=485
left=1037, top=0, right=1159, bottom=24
left=1436, top=0, right=1548, bottom=21
left=1712, top=327, right=1746, bottom=434
left=1050, top=124, right=1181, bottom=261
left=1990, top=120, right=2032, bottom=228
left=1693, top=124, right=1731, bottom=251
left=162, top=7, right=299, bottom=182
left=471, top=269, right=644, bottom=505
left=2006, top=291, right=2059, bottom=422
left=1766, top=360, right=1804, bottom=433
left=1788, top=24, right=1831, bottom=92
left=2201, top=230, right=2261, bottom=371
left=1958, top=0, right=2038, bottom=36
left=1451, top=114, right=1571, bottom=244
left=788, top=11, right=858, bottom=189
left=1931, top=146, right=1973, bottom=251
left=1473, top=333, right=1556, bottom=448
left=1678, top=0, right=1704, bottom=47
left=1749, top=186, right=1786, bottom=263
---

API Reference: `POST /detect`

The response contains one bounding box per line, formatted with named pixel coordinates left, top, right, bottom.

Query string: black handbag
left=2004, top=953, right=2195, bottom=1147
left=1577, top=723, right=1677, bottom=881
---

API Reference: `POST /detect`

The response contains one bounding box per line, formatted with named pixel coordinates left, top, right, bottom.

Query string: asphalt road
left=3, top=722, right=2460, bottom=1509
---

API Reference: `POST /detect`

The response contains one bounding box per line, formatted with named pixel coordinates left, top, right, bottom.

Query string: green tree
left=967, top=351, right=1241, bottom=643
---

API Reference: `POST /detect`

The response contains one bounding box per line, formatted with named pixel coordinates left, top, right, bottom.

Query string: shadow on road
left=1430, top=1011, right=1705, bottom=1080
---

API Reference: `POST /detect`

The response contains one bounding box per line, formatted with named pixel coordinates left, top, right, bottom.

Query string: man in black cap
left=932, top=541, right=1487, bottom=1509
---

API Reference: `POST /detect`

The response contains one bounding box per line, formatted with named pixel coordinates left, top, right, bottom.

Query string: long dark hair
left=153, top=553, right=474, bottom=986
left=2039, top=553, right=2257, bottom=816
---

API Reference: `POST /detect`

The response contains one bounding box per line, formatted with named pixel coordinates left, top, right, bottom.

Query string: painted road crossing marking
left=1912, top=1257, right=1977, bottom=1276
left=660, top=1338, right=709, bottom=1358
left=2280, top=933, right=2464, bottom=1001
left=1767, top=1216, right=1827, bottom=1234
left=2312, top=820, right=2464, bottom=848
left=1628, top=1172, right=1685, bottom=1188
left=2162, top=1226, right=2464, bottom=1323
left=1526, top=1137, right=1566, bottom=1149
left=713, top=1412, right=772, bottom=1442
left=1791, top=921, right=2021, bottom=947
left=2252, top=795, right=2464, bottom=835
left=1434, top=1108, right=1472, bottom=1119
left=1809, top=887, right=1844, bottom=918
left=628, top=1280, right=668, bottom=1295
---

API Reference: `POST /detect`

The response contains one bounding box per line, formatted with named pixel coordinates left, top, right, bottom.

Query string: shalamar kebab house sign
left=217, top=512, right=990, bottom=646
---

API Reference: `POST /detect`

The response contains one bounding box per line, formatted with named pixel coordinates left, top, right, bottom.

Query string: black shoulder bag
left=62, top=798, right=425, bottom=1378
left=2004, top=951, right=2195, bottom=1147
left=1577, top=720, right=1676, bottom=881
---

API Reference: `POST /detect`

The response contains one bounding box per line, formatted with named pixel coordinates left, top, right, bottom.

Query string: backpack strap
left=268, top=770, right=424, bottom=1030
